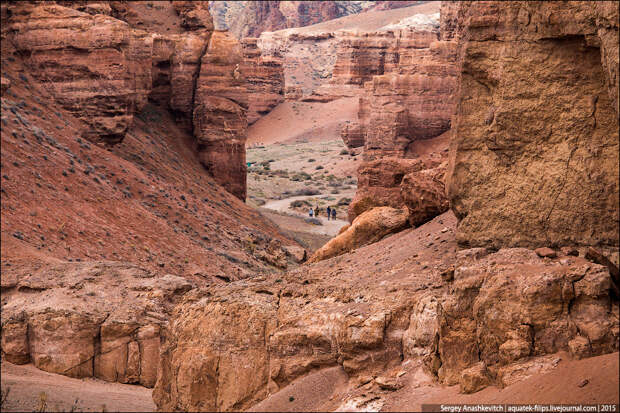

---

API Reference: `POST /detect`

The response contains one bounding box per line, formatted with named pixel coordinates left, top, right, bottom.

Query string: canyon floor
left=246, top=97, right=358, bottom=250
left=3, top=345, right=616, bottom=412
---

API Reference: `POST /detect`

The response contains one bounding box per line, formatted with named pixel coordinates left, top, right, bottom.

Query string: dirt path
left=262, top=195, right=349, bottom=237
left=0, top=362, right=155, bottom=412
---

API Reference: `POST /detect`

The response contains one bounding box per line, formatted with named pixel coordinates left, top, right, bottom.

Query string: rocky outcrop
left=340, top=121, right=364, bottom=148
left=153, top=212, right=459, bottom=412
left=0, top=261, right=193, bottom=388
left=258, top=29, right=340, bottom=100
left=152, top=212, right=619, bottom=410
left=339, top=26, right=458, bottom=225
left=312, top=29, right=441, bottom=102
left=241, top=37, right=284, bottom=125
left=308, top=206, right=409, bottom=262
left=349, top=131, right=452, bottom=223
left=447, top=1, right=619, bottom=250
left=4, top=2, right=252, bottom=201
left=436, top=248, right=619, bottom=388
left=400, top=166, right=449, bottom=227
left=6, top=3, right=153, bottom=145
left=209, top=1, right=419, bottom=39
left=193, top=31, right=248, bottom=200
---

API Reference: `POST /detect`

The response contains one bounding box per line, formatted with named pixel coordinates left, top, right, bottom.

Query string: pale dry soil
left=0, top=362, right=155, bottom=412
left=246, top=138, right=359, bottom=208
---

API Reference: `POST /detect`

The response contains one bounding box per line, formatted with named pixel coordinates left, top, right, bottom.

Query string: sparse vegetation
left=290, top=199, right=311, bottom=208
left=337, top=197, right=352, bottom=206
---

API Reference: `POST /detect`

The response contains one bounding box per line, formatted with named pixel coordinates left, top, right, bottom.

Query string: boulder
left=308, top=207, right=409, bottom=262
left=459, top=362, right=490, bottom=394
left=400, top=166, right=449, bottom=227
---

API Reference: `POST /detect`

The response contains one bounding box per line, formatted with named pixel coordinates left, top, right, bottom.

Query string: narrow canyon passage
left=1, top=1, right=618, bottom=412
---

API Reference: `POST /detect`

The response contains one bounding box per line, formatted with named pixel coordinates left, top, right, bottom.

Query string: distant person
left=326, top=206, right=331, bottom=220
left=314, top=206, right=319, bottom=217
left=309, top=208, right=314, bottom=217
left=331, top=208, right=336, bottom=220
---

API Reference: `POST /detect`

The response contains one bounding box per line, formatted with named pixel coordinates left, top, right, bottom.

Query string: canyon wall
left=341, top=28, right=458, bottom=226
left=153, top=212, right=619, bottom=410
left=4, top=1, right=257, bottom=201
left=0, top=1, right=302, bottom=388
left=7, top=3, right=153, bottom=145
left=446, top=1, right=619, bottom=250
left=193, top=31, right=248, bottom=200
left=151, top=3, right=619, bottom=411
left=241, top=37, right=285, bottom=125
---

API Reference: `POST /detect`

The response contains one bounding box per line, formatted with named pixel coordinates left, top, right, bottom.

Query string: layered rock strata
left=209, top=1, right=419, bottom=40
left=446, top=1, right=620, bottom=250
left=241, top=37, right=285, bottom=125
left=1, top=261, right=193, bottom=388
left=5, top=2, right=253, bottom=201
left=193, top=31, right=248, bottom=200
left=336, top=27, right=458, bottom=225
left=6, top=3, right=153, bottom=145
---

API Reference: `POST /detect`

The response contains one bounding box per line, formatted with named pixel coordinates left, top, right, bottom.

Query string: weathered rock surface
left=0, top=261, right=193, bottom=387
left=153, top=212, right=459, bottom=411
left=349, top=132, right=451, bottom=223
left=339, top=26, right=457, bottom=226
left=437, top=247, right=619, bottom=389
left=447, top=1, right=620, bottom=249
left=193, top=31, right=248, bottom=200
left=400, top=166, right=449, bottom=227
left=340, top=122, right=364, bottom=149
left=152, top=212, right=619, bottom=410
left=241, top=37, right=284, bottom=125
left=6, top=3, right=153, bottom=145
left=209, top=1, right=419, bottom=39
left=308, top=206, right=409, bottom=262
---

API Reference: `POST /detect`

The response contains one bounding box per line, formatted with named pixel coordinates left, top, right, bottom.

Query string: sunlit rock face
left=446, top=1, right=619, bottom=249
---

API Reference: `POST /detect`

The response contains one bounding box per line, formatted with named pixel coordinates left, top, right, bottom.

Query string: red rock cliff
left=241, top=37, right=285, bottom=126
left=6, top=3, right=153, bottom=145
left=193, top=31, right=248, bottom=200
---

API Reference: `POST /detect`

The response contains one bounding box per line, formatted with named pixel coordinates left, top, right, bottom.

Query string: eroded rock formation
left=1, top=261, right=193, bottom=387
left=437, top=247, right=619, bottom=387
left=193, top=31, right=248, bottom=200
left=209, top=1, right=419, bottom=39
left=308, top=206, right=409, bottom=262
left=340, top=27, right=458, bottom=225
left=241, top=37, right=285, bottom=125
left=3, top=2, right=256, bottom=201
left=446, top=1, right=620, bottom=250
left=153, top=212, right=619, bottom=410
left=0, top=1, right=305, bottom=387
left=6, top=3, right=153, bottom=145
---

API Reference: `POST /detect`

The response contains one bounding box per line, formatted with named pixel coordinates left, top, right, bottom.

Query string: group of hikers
left=309, top=205, right=337, bottom=220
